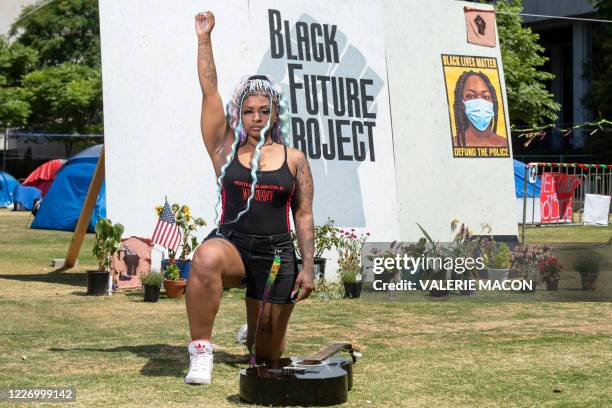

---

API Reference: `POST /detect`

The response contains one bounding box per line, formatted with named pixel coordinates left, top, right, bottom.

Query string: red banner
left=540, top=172, right=582, bottom=224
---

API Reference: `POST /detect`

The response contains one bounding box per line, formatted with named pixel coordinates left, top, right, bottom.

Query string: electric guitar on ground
left=239, top=342, right=361, bottom=406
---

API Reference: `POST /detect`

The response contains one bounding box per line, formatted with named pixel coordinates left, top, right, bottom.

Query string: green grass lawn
left=1, top=209, right=611, bottom=407
left=520, top=222, right=612, bottom=243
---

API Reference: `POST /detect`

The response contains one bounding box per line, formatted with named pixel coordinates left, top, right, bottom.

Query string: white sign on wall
left=99, top=0, right=398, bottom=245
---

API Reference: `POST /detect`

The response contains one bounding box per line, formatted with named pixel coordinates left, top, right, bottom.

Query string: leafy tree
left=0, top=86, right=30, bottom=128
left=584, top=0, right=612, bottom=119
left=2, top=0, right=103, bottom=162
left=583, top=0, right=612, bottom=162
left=2, top=0, right=103, bottom=134
left=0, top=36, right=37, bottom=128
left=21, top=62, right=102, bottom=133
left=10, top=0, right=101, bottom=69
left=493, top=0, right=560, bottom=128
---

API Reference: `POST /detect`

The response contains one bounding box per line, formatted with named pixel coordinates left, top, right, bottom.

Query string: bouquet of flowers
left=511, top=243, right=549, bottom=280
left=337, top=229, right=369, bottom=283
left=538, top=255, right=562, bottom=282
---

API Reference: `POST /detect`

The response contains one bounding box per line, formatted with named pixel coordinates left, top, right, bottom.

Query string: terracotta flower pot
left=164, top=279, right=186, bottom=299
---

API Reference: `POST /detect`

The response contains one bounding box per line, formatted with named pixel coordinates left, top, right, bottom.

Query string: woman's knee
left=191, top=243, right=224, bottom=278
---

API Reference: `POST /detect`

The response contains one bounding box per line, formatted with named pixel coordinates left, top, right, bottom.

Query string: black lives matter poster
left=441, top=54, right=510, bottom=158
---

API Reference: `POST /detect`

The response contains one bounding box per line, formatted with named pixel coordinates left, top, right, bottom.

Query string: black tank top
left=220, top=143, right=296, bottom=235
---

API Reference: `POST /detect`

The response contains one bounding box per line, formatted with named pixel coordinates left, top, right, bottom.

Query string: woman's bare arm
left=195, top=12, right=230, bottom=172
left=291, top=150, right=315, bottom=301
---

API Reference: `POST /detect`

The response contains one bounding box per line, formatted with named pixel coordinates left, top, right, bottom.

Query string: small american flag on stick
left=151, top=200, right=181, bottom=252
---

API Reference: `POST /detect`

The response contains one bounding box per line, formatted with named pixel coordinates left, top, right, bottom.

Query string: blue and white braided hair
left=213, top=75, right=291, bottom=231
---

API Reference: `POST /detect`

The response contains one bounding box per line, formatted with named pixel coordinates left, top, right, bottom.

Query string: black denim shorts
left=203, top=227, right=299, bottom=304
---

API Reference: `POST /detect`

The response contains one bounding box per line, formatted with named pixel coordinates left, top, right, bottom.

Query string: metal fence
left=520, top=162, right=612, bottom=239
left=1, top=129, right=103, bottom=178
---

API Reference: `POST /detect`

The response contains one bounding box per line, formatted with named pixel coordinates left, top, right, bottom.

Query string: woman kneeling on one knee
left=185, top=11, right=315, bottom=385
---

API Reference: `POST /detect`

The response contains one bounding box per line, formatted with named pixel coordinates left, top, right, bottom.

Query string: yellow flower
left=155, top=206, right=163, bottom=216
left=182, top=206, right=190, bottom=215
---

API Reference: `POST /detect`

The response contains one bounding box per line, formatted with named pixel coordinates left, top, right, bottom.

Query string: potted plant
left=482, top=240, right=512, bottom=283
left=339, top=264, right=362, bottom=298
left=510, top=243, right=547, bottom=293
left=416, top=222, right=451, bottom=297
left=538, top=255, right=562, bottom=291
left=156, top=202, right=206, bottom=279
left=90, top=218, right=124, bottom=296
left=574, top=256, right=600, bottom=291
left=163, top=263, right=186, bottom=299
left=294, top=218, right=341, bottom=280
left=141, top=272, right=163, bottom=302
left=337, top=229, right=369, bottom=298
left=448, top=220, right=479, bottom=295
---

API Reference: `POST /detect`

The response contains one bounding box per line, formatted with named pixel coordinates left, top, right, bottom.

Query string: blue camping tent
left=13, top=185, right=42, bottom=211
left=0, top=171, right=19, bottom=207
left=31, top=145, right=105, bottom=232
left=514, top=159, right=541, bottom=198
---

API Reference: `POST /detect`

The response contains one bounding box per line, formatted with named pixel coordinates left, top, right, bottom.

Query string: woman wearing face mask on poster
left=452, top=70, right=507, bottom=148
left=183, top=11, right=315, bottom=385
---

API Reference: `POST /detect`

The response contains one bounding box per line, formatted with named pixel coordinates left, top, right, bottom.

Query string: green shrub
left=92, top=218, right=124, bottom=273
left=312, top=280, right=344, bottom=300
left=339, top=267, right=360, bottom=283
left=574, top=256, right=600, bottom=277
left=489, top=243, right=512, bottom=269
left=164, top=264, right=181, bottom=281
left=141, top=272, right=163, bottom=286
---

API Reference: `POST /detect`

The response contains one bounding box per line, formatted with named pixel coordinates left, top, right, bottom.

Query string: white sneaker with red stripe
left=185, top=339, right=214, bottom=384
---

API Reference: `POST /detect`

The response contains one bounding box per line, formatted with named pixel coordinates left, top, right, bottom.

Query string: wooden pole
left=64, top=146, right=105, bottom=267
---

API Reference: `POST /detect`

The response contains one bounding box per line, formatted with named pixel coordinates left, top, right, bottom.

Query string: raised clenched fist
left=195, top=11, right=215, bottom=37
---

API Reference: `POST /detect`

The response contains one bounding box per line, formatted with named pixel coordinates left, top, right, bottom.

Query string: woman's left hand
left=292, top=270, right=314, bottom=302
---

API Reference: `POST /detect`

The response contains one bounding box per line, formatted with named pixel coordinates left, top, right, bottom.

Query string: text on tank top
left=220, top=143, right=296, bottom=235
